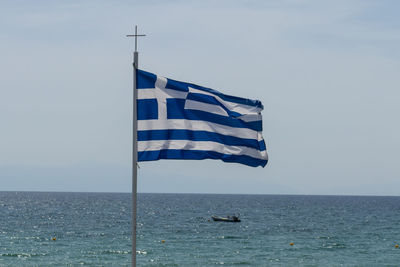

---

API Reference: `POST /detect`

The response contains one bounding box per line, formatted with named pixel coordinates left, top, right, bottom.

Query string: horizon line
left=1, top=190, right=400, bottom=197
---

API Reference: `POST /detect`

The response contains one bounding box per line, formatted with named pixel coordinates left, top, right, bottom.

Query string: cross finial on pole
left=126, top=25, right=146, bottom=52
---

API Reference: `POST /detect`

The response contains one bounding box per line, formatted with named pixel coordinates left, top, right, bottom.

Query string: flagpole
left=132, top=47, right=138, bottom=267
left=127, top=25, right=145, bottom=267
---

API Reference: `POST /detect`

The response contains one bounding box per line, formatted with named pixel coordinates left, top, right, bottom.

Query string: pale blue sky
left=1, top=0, right=399, bottom=195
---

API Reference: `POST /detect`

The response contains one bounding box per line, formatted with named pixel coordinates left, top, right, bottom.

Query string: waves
left=1, top=192, right=400, bottom=265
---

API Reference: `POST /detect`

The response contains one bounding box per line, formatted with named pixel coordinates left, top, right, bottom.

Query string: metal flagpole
left=126, top=25, right=145, bottom=267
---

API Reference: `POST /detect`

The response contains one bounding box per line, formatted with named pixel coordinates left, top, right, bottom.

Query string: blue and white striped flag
left=137, top=69, right=268, bottom=167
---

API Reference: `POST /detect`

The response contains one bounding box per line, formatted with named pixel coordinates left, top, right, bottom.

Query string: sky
left=1, top=0, right=399, bottom=195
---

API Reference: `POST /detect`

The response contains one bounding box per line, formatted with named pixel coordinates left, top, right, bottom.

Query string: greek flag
left=137, top=69, right=268, bottom=167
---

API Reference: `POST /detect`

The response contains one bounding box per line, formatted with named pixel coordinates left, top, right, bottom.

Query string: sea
left=1, top=192, right=400, bottom=266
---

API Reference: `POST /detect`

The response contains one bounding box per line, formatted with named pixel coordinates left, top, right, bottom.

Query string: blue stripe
left=167, top=99, right=262, bottom=131
left=167, top=78, right=263, bottom=109
left=138, top=149, right=267, bottom=167
left=187, top=92, right=219, bottom=105
left=136, top=98, right=262, bottom=130
left=258, top=139, right=266, bottom=151
left=138, top=130, right=261, bottom=149
left=163, top=77, right=189, bottom=92
left=138, top=68, right=263, bottom=109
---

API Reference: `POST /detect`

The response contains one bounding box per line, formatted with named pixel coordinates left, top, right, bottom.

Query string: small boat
left=211, top=215, right=241, bottom=222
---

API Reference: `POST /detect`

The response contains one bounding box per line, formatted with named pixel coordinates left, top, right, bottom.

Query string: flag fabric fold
left=136, top=69, right=268, bottom=167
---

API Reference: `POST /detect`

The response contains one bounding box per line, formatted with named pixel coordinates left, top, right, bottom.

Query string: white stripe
left=155, top=76, right=168, bottom=120
left=138, top=140, right=267, bottom=160
left=184, top=100, right=228, bottom=116
left=257, top=132, right=268, bottom=159
left=138, top=119, right=259, bottom=140
left=138, top=88, right=188, bottom=99
left=238, top=114, right=263, bottom=122
left=188, top=87, right=262, bottom=115
left=138, top=89, right=157, bottom=99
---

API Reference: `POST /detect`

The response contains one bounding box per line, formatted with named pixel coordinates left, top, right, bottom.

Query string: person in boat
left=226, top=215, right=239, bottom=221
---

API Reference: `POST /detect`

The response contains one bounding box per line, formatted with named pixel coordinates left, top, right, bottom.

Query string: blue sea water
left=1, top=192, right=400, bottom=266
